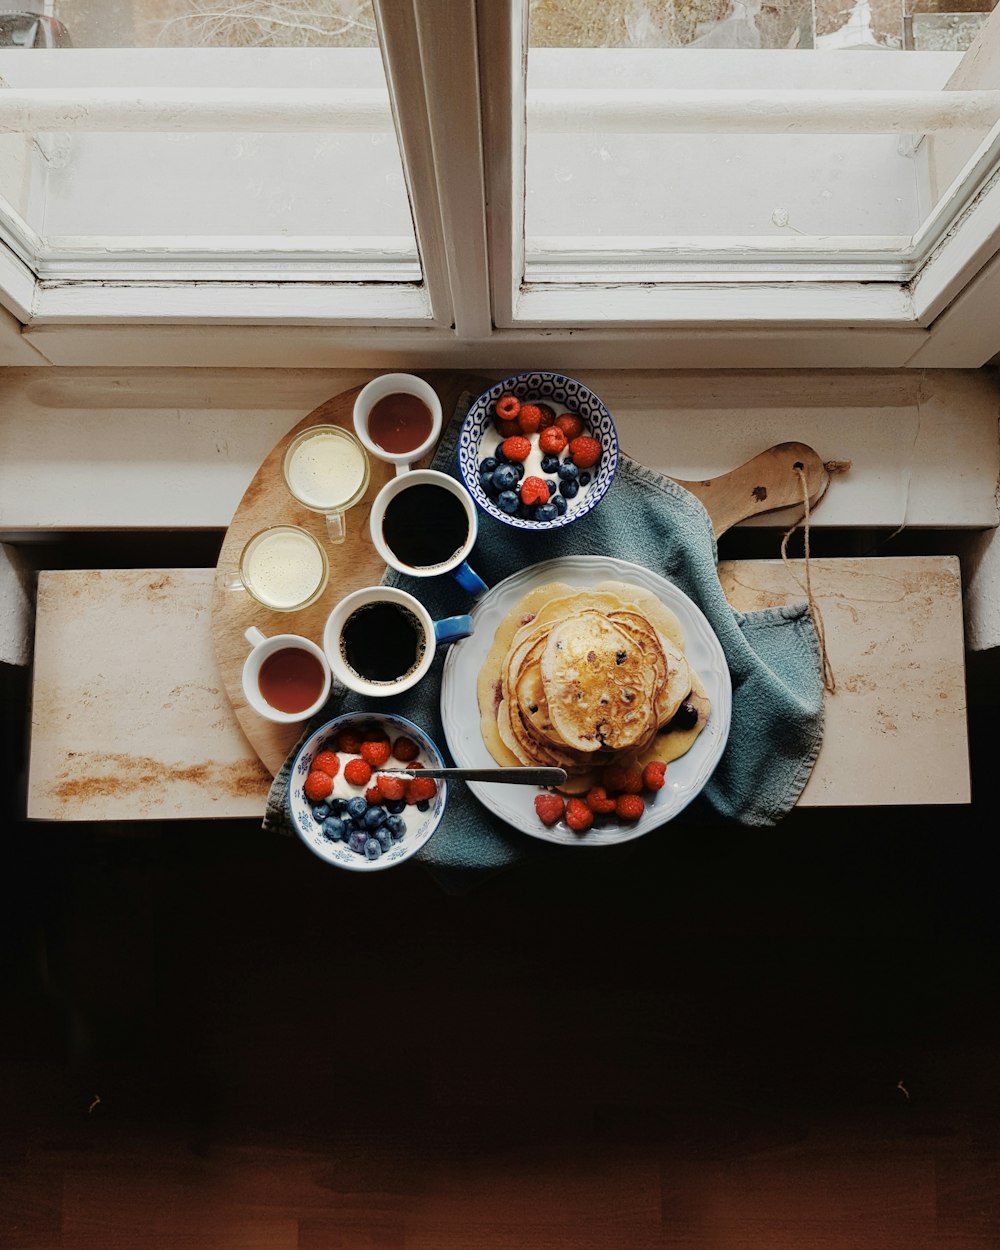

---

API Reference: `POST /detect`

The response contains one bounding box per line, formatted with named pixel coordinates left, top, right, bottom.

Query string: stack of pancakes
left=496, top=594, right=695, bottom=779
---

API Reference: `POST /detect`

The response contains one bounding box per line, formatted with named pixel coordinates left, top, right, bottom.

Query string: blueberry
left=534, top=502, right=558, bottom=522
left=557, top=461, right=579, bottom=481
left=311, top=802, right=330, bottom=822
left=346, top=796, right=368, bottom=820
left=363, top=837, right=382, bottom=861
left=540, top=453, right=560, bottom=474
left=493, top=442, right=508, bottom=462
left=492, top=463, right=518, bottom=491
left=579, top=472, right=592, bottom=486
left=386, top=814, right=406, bottom=838
left=363, top=805, right=387, bottom=829
left=385, top=799, right=406, bottom=815
left=552, top=495, right=568, bottom=515
left=376, top=828, right=393, bottom=852
left=348, top=831, right=368, bottom=854
left=322, top=816, right=347, bottom=842
left=479, top=469, right=495, bottom=493
left=559, top=478, right=580, bottom=499
left=416, top=799, right=430, bottom=812
left=498, top=490, right=519, bottom=514
left=481, top=456, right=497, bottom=473
left=544, top=479, right=556, bottom=496
left=512, top=462, right=525, bottom=480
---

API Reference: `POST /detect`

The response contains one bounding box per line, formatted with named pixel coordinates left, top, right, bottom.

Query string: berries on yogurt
left=480, top=390, right=602, bottom=523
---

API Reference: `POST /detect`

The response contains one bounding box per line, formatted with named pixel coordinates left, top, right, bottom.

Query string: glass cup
left=369, top=468, right=488, bottom=598
left=353, top=373, right=443, bottom=476
left=217, top=525, right=329, bottom=612
left=323, top=586, right=473, bottom=698
left=282, top=424, right=371, bottom=545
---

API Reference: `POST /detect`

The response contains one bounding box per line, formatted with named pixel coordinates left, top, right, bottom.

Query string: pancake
left=540, top=610, right=657, bottom=753
left=477, top=576, right=712, bottom=794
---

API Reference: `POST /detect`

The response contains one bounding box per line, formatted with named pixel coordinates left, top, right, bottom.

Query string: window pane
left=524, top=0, right=1000, bottom=281
left=0, top=5, right=420, bottom=282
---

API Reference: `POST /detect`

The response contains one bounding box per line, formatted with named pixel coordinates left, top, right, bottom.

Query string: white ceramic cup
left=369, top=468, right=488, bottom=598
left=353, top=373, right=443, bottom=476
left=323, top=585, right=473, bottom=698
left=241, top=626, right=332, bottom=724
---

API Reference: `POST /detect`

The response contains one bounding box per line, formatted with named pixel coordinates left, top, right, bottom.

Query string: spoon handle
left=380, top=766, right=567, bottom=786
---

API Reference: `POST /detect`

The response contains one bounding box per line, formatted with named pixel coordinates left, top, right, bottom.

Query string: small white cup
left=353, top=373, right=443, bottom=477
left=242, top=626, right=332, bottom=723
left=369, top=468, right=488, bottom=598
left=324, top=586, right=473, bottom=698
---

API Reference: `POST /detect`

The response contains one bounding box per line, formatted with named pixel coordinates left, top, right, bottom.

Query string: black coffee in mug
left=381, top=484, right=469, bottom=569
left=340, top=601, right=426, bottom=684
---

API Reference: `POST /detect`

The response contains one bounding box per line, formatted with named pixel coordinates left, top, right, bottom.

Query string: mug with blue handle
left=369, top=468, right=489, bottom=599
left=323, top=585, right=473, bottom=698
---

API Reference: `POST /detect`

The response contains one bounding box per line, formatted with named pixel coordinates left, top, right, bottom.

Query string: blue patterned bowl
left=458, top=372, right=619, bottom=531
left=288, top=711, right=448, bottom=872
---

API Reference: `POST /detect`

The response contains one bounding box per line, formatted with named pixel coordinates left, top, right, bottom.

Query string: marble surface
left=27, top=557, right=970, bottom=820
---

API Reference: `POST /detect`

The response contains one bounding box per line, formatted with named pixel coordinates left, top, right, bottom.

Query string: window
left=3, top=0, right=1000, bottom=366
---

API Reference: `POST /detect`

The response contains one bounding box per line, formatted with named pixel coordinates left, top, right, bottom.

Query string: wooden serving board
left=212, top=371, right=831, bottom=776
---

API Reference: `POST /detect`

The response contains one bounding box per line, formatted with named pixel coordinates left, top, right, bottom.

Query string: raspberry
left=538, top=427, right=568, bottom=455
left=336, top=730, right=363, bottom=754
left=569, top=436, right=601, bottom=470
left=535, top=403, right=557, bottom=429
left=517, top=403, right=544, bottom=435
left=360, top=739, right=391, bottom=767
left=376, top=773, right=407, bottom=801
left=501, top=435, right=532, bottom=463
left=603, top=764, right=643, bottom=795
left=495, top=394, right=521, bottom=420
left=642, top=761, right=667, bottom=791
left=495, top=418, right=521, bottom=437
left=304, top=770, right=333, bottom=802
left=313, top=750, right=340, bottom=778
left=343, top=758, right=372, bottom=787
left=534, top=793, right=566, bottom=826
left=365, top=784, right=383, bottom=805
left=555, top=412, right=584, bottom=439
left=565, top=797, right=594, bottom=833
left=585, top=786, right=617, bottom=814
left=405, top=776, right=437, bottom=805
left=392, top=736, right=420, bottom=762
left=520, top=476, right=549, bottom=507
left=615, top=793, right=645, bottom=821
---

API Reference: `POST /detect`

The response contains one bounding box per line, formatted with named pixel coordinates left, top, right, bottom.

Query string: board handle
left=672, top=441, right=830, bottom=538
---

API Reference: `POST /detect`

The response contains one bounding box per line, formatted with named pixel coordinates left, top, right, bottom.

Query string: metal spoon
left=379, top=766, right=566, bottom=786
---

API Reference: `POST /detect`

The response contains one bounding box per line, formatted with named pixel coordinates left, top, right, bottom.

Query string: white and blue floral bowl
left=288, top=711, right=448, bottom=873
left=458, top=371, right=619, bottom=531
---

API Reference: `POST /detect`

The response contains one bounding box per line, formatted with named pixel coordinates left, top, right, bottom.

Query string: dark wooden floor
left=2, top=541, right=999, bottom=1248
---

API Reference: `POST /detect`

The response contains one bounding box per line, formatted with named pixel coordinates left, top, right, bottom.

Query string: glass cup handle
left=450, top=561, right=488, bottom=599
left=216, top=569, right=243, bottom=593
left=433, top=615, right=474, bottom=646
left=324, top=510, right=347, bottom=545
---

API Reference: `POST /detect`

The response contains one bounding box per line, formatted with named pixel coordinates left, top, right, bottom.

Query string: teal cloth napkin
left=263, top=393, right=825, bottom=891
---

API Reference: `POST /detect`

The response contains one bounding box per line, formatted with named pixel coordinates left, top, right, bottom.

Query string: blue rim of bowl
left=288, top=711, right=448, bottom=870
left=458, top=371, right=619, bottom=531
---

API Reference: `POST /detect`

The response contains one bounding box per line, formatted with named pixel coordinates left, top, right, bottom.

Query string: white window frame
left=3, top=0, right=1000, bottom=368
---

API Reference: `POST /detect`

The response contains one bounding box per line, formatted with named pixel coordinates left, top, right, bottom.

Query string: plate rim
left=439, top=555, right=732, bottom=847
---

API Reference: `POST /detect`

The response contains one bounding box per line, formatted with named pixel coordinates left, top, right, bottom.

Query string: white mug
left=353, top=373, right=443, bottom=476
left=323, top=586, right=473, bottom=698
left=369, top=469, right=488, bottom=598
left=242, top=626, right=332, bottom=723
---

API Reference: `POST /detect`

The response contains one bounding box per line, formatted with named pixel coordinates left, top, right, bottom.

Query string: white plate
left=440, top=555, right=732, bottom=847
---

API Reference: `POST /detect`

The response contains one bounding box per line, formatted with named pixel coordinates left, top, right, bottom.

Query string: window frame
left=2, top=0, right=1000, bottom=368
